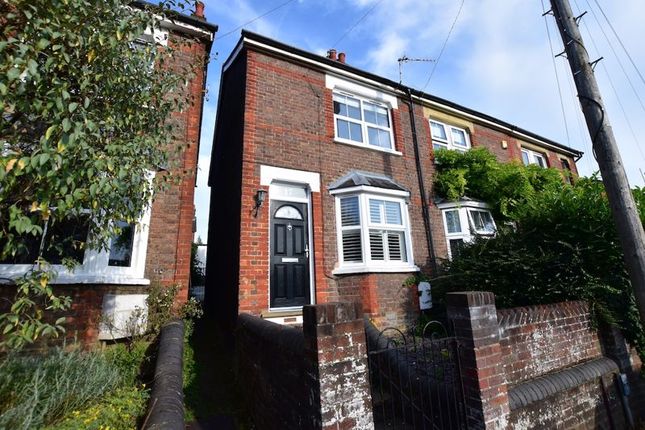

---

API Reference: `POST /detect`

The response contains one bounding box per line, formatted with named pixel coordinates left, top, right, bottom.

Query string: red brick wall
left=145, top=32, right=208, bottom=303
left=497, top=301, right=602, bottom=385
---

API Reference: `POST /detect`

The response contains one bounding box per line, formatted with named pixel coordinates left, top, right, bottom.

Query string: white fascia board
left=260, top=165, right=321, bottom=192
left=329, top=185, right=409, bottom=198
left=157, top=18, right=214, bottom=40
left=436, top=200, right=491, bottom=210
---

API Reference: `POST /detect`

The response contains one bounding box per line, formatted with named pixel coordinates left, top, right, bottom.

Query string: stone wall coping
left=237, top=313, right=305, bottom=352
left=508, top=357, right=618, bottom=411
left=497, top=300, right=589, bottom=329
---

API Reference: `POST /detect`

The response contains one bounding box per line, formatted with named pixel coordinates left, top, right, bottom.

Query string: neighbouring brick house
left=206, top=31, right=582, bottom=329
left=0, top=4, right=216, bottom=344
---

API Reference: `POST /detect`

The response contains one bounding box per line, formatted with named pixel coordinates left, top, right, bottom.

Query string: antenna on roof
left=397, top=56, right=435, bottom=85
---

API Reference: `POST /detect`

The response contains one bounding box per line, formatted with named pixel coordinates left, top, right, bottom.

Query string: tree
left=0, top=0, right=197, bottom=349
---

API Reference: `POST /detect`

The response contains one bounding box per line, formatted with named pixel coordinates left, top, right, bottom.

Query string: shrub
left=0, top=348, right=121, bottom=429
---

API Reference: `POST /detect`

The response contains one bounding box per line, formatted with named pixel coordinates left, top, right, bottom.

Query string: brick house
left=206, top=31, right=582, bottom=329
left=0, top=5, right=216, bottom=344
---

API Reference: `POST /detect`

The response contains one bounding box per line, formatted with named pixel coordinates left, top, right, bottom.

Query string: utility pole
left=549, top=0, right=645, bottom=324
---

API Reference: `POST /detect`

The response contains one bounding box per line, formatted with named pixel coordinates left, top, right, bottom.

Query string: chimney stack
left=327, top=49, right=337, bottom=61
left=338, top=52, right=346, bottom=64
left=194, top=1, right=205, bottom=19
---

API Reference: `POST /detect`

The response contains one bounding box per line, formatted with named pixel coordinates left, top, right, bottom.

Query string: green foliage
left=0, top=0, right=199, bottom=349
left=103, top=341, right=152, bottom=387
left=191, top=241, right=206, bottom=286
left=434, top=176, right=645, bottom=358
left=434, top=147, right=564, bottom=219
left=0, top=348, right=121, bottom=429
left=146, top=282, right=203, bottom=336
left=46, top=386, right=149, bottom=430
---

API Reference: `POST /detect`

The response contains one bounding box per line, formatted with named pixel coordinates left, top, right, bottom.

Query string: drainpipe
left=406, top=88, right=437, bottom=275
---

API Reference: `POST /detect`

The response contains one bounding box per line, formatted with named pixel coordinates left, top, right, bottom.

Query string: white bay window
left=332, top=183, right=416, bottom=274
left=438, top=200, right=496, bottom=260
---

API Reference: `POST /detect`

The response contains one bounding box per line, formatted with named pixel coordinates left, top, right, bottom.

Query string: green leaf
left=45, top=125, right=56, bottom=140
left=68, top=102, right=78, bottom=113
left=7, top=67, right=20, bottom=81
left=62, top=118, right=71, bottom=132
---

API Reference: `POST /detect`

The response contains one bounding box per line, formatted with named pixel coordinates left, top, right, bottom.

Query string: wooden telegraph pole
left=549, top=0, right=645, bottom=324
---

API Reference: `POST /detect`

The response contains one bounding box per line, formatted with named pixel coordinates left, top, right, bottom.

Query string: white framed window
left=438, top=201, right=496, bottom=260
left=521, top=148, right=547, bottom=168
left=332, top=189, right=417, bottom=274
left=0, top=209, right=151, bottom=285
left=430, top=120, right=471, bottom=152
left=333, top=92, right=395, bottom=151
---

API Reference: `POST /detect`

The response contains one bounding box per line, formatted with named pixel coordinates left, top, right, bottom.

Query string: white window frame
left=331, top=186, right=418, bottom=275
left=430, top=119, right=471, bottom=152
left=438, top=201, right=496, bottom=260
left=521, top=148, right=548, bottom=168
left=0, top=207, right=152, bottom=285
left=333, top=91, right=397, bottom=153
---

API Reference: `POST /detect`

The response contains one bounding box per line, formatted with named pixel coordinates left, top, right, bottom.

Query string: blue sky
left=194, top=0, right=645, bottom=241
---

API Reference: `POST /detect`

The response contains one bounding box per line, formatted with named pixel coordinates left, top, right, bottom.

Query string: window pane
left=364, top=102, right=389, bottom=127
left=274, top=205, right=303, bottom=220
left=369, top=199, right=382, bottom=224
left=470, top=210, right=495, bottom=234
left=349, top=121, right=363, bottom=142
left=108, top=221, right=135, bottom=267
left=346, top=97, right=361, bottom=120
left=521, top=151, right=530, bottom=166
left=449, top=239, right=464, bottom=259
left=0, top=229, right=42, bottom=264
left=369, top=230, right=385, bottom=260
left=534, top=154, right=546, bottom=168
left=384, top=201, right=402, bottom=225
left=43, top=215, right=89, bottom=264
left=340, top=196, right=360, bottom=226
left=451, top=128, right=468, bottom=147
left=337, top=119, right=350, bottom=140
left=333, top=96, right=347, bottom=116
left=445, top=210, right=461, bottom=233
left=342, top=230, right=362, bottom=262
left=430, top=121, right=447, bottom=140
left=434, top=143, right=447, bottom=151
left=386, top=231, right=406, bottom=261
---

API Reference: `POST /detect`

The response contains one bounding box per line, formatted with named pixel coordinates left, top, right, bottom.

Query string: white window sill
left=0, top=273, right=150, bottom=286
left=334, top=138, right=402, bottom=156
left=332, top=264, right=420, bottom=275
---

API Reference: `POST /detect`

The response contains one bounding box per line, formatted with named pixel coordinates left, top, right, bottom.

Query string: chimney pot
left=338, top=52, right=346, bottom=64
left=327, top=49, right=337, bottom=61
left=194, top=1, right=205, bottom=19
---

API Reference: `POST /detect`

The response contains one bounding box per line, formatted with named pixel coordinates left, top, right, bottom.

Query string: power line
left=332, top=0, right=385, bottom=48
left=541, top=0, right=571, bottom=145
left=591, top=0, right=645, bottom=90
left=420, top=0, right=465, bottom=92
left=216, top=0, right=297, bottom=41
left=574, top=0, right=645, bottom=165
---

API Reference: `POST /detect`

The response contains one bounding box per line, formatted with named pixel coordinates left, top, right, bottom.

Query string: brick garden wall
left=497, top=301, right=602, bottom=385
left=447, top=292, right=643, bottom=429
left=236, top=302, right=373, bottom=430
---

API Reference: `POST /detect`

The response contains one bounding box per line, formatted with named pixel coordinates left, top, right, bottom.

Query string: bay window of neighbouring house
left=332, top=188, right=416, bottom=274
left=521, top=147, right=547, bottom=168
left=430, top=120, right=471, bottom=152
left=439, top=201, right=496, bottom=260
left=333, top=92, right=395, bottom=151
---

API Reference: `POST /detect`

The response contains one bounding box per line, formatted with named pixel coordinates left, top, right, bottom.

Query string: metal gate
left=366, top=321, right=468, bottom=430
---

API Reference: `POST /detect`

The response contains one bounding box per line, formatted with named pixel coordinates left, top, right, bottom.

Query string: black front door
left=270, top=200, right=310, bottom=308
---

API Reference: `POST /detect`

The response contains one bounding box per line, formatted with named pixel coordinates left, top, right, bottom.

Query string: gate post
left=446, top=292, right=509, bottom=429
left=303, top=302, right=374, bottom=430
